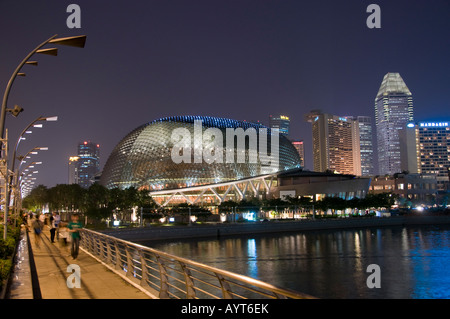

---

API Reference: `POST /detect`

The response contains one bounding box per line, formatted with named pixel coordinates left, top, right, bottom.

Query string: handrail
left=79, top=228, right=316, bottom=299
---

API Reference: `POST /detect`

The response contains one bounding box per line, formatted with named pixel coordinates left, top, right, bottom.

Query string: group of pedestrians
left=29, top=212, right=83, bottom=260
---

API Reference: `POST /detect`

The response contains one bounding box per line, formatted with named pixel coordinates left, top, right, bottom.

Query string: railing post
left=81, top=230, right=92, bottom=254
left=105, top=238, right=115, bottom=266
left=139, top=250, right=151, bottom=290
left=179, top=261, right=196, bottom=299
left=155, top=255, right=170, bottom=299
left=99, top=237, right=108, bottom=262
left=113, top=240, right=122, bottom=271
left=215, top=273, right=234, bottom=299
left=93, top=233, right=100, bottom=256
left=125, top=245, right=134, bottom=278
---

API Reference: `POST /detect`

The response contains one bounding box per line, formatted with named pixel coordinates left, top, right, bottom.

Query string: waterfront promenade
left=7, top=214, right=450, bottom=299
left=8, top=225, right=152, bottom=299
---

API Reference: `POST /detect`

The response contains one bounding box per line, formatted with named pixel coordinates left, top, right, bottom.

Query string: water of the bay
left=140, top=224, right=450, bottom=299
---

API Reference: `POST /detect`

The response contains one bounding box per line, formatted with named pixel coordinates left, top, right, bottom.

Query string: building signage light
left=419, top=122, right=449, bottom=127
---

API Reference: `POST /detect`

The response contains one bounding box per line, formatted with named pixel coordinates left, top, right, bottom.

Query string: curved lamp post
left=11, top=116, right=56, bottom=178
left=0, top=35, right=85, bottom=139
left=1, top=34, right=84, bottom=239
left=11, top=161, right=41, bottom=225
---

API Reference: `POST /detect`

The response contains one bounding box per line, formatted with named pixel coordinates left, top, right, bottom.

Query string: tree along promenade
left=7, top=224, right=152, bottom=299
left=101, top=215, right=450, bottom=242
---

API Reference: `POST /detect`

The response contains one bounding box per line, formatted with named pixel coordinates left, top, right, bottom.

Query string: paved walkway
left=21, top=225, right=152, bottom=299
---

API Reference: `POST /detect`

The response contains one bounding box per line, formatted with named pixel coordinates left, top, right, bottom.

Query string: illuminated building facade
left=291, top=140, right=305, bottom=167
left=269, top=114, right=290, bottom=136
left=77, top=141, right=100, bottom=188
left=405, top=121, right=450, bottom=191
left=375, top=73, right=414, bottom=175
left=100, top=116, right=302, bottom=205
left=68, top=156, right=79, bottom=184
left=100, top=116, right=372, bottom=208
left=346, top=116, right=374, bottom=176
left=369, top=173, right=438, bottom=203
left=305, top=110, right=361, bottom=176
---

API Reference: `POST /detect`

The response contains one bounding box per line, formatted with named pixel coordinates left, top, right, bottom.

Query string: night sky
left=1, top=0, right=449, bottom=188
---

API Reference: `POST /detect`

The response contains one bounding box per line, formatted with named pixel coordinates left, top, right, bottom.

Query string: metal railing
left=80, top=228, right=316, bottom=299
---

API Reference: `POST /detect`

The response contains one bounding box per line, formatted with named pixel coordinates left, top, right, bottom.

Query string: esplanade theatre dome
left=100, top=116, right=301, bottom=191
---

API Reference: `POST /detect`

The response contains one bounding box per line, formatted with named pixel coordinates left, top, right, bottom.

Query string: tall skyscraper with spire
left=375, top=73, right=414, bottom=175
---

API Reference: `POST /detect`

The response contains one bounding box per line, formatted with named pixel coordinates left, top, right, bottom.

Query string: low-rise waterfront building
left=369, top=173, right=438, bottom=205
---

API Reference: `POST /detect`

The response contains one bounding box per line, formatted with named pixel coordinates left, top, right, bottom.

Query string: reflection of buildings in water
left=145, top=225, right=450, bottom=298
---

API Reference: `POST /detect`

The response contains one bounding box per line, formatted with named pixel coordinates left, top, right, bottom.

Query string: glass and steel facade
left=291, top=140, right=305, bottom=167
left=269, top=114, right=290, bottom=136
left=77, top=141, right=100, bottom=189
left=375, top=73, right=414, bottom=175
left=356, top=116, right=374, bottom=176
left=100, top=116, right=301, bottom=191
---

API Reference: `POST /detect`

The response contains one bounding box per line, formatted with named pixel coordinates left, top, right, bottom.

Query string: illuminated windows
left=100, top=116, right=301, bottom=191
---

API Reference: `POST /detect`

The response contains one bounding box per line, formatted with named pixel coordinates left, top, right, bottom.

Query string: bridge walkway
left=10, top=225, right=152, bottom=299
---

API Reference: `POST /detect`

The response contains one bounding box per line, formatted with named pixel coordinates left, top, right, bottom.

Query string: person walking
left=49, top=212, right=61, bottom=243
left=32, top=214, right=44, bottom=248
left=68, top=214, right=83, bottom=260
left=57, top=221, right=71, bottom=256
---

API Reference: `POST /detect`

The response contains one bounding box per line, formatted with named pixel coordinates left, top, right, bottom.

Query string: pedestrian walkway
left=24, top=225, right=152, bottom=299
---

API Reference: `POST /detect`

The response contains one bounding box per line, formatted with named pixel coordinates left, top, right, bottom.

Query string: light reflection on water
left=140, top=225, right=450, bottom=299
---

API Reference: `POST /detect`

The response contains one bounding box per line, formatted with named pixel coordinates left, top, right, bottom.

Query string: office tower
left=77, top=141, right=100, bottom=188
left=68, top=156, right=79, bottom=184
left=269, top=114, right=290, bottom=136
left=305, top=110, right=361, bottom=175
left=291, top=140, right=305, bottom=168
left=346, top=116, right=375, bottom=176
left=405, top=121, right=450, bottom=191
left=375, top=72, right=414, bottom=175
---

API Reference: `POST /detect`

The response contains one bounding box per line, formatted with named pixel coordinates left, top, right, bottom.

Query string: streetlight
left=18, top=161, right=42, bottom=173
left=4, top=145, right=47, bottom=238
left=11, top=160, right=42, bottom=225
left=0, top=34, right=85, bottom=140
left=11, top=116, right=56, bottom=176
left=1, top=34, right=85, bottom=239
left=14, top=161, right=41, bottom=200
left=20, top=174, right=38, bottom=199
left=17, top=147, right=48, bottom=167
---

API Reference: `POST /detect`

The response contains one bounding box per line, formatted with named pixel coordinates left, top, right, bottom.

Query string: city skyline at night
left=1, top=1, right=449, bottom=188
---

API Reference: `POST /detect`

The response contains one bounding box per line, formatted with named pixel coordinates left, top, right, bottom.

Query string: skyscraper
left=305, top=110, right=361, bottom=175
left=269, top=114, right=290, bottom=136
left=68, top=156, right=79, bottom=185
left=291, top=140, right=305, bottom=168
left=74, top=141, right=100, bottom=188
left=375, top=73, right=414, bottom=175
left=346, top=116, right=375, bottom=176
left=405, top=121, right=450, bottom=191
